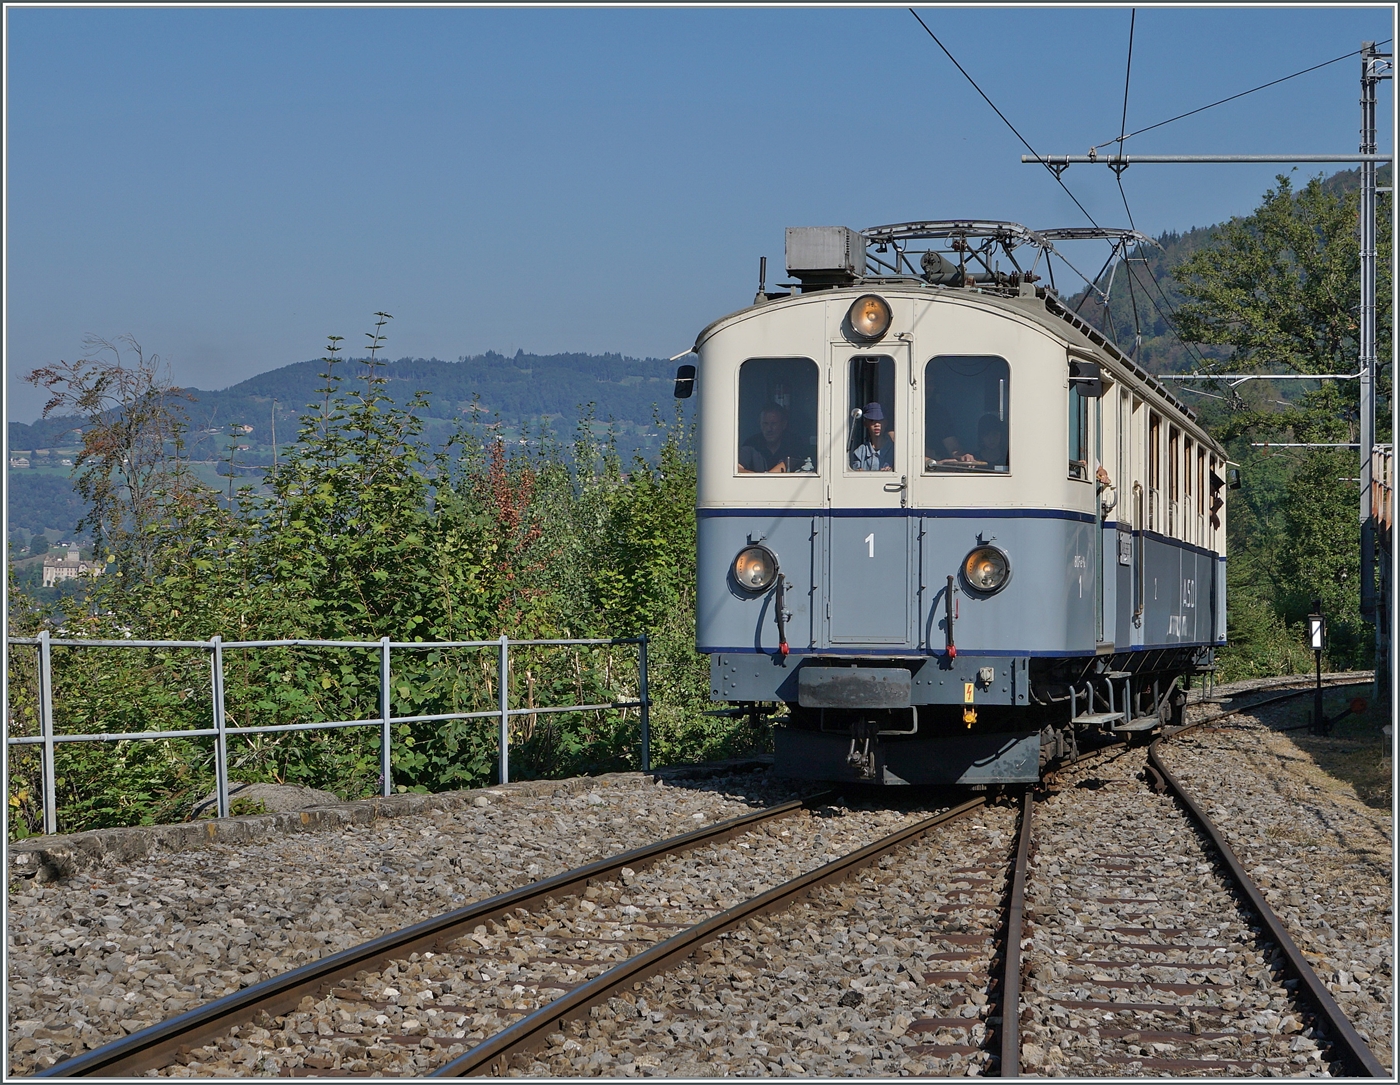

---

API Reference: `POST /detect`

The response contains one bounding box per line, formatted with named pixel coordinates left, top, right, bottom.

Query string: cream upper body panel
left=694, top=286, right=1221, bottom=512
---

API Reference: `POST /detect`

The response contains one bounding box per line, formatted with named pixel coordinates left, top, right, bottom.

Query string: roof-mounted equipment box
left=785, top=226, right=866, bottom=290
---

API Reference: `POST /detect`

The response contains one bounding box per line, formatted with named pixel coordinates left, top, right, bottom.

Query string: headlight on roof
left=962, top=545, right=1011, bottom=594
left=847, top=294, right=892, bottom=341
left=733, top=545, right=778, bottom=592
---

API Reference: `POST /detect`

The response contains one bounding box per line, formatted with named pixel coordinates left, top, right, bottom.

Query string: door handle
left=884, top=475, right=909, bottom=507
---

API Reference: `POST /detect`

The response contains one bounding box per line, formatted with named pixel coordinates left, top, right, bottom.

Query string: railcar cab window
left=1068, top=379, right=1090, bottom=481
left=847, top=356, right=896, bottom=471
left=924, top=356, right=1010, bottom=473
left=736, top=358, right=818, bottom=474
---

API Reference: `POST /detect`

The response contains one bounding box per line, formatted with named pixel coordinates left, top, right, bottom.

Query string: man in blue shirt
left=851, top=402, right=895, bottom=471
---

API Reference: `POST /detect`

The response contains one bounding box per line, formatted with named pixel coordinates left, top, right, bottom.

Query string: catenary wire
left=1092, top=38, right=1393, bottom=152
left=909, top=6, right=1217, bottom=374
left=908, top=9, right=1100, bottom=229
left=1114, top=10, right=1146, bottom=352
left=1106, top=8, right=1219, bottom=375
left=1116, top=9, right=1136, bottom=157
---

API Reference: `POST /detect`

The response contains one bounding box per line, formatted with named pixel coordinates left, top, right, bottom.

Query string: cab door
left=826, top=343, right=914, bottom=646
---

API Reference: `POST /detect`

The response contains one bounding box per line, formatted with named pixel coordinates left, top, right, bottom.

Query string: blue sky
left=5, top=4, right=1394, bottom=421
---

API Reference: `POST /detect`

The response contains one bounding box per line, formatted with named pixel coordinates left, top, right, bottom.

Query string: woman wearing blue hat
left=850, top=402, right=894, bottom=471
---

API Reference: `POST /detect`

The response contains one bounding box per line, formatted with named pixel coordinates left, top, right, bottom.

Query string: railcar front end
left=683, top=224, right=1228, bottom=784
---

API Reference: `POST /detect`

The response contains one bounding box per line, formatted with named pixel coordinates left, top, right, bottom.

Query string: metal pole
left=1021, top=153, right=1393, bottom=166
left=498, top=634, right=510, bottom=785
left=380, top=637, right=392, bottom=797
left=211, top=636, right=229, bottom=819
left=37, top=630, right=57, bottom=835
left=1359, top=42, right=1381, bottom=622
left=1313, top=649, right=1325, bottom=735
left=638, top=635, right=651, bottom=773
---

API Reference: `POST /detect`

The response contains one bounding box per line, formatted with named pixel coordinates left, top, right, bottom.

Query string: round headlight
left=847, top=294, right=892, bottom=340
left=962, top=545, right=1011, bottom=594
left=733, top=545, right=777, bottom=592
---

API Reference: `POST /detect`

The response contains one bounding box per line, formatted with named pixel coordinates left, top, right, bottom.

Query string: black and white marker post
left=1308, top=602, right=1329, bottom=735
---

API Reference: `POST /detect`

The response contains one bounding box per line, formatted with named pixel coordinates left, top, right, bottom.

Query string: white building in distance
left=42, top=547, right=104, bottom=588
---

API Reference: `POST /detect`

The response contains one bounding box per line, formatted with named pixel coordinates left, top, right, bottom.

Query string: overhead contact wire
left=1115, top=11, right=1146, bottom=353
left=908, top=9, right=1100, bottom=230
left=1092, top=38, right=1394, bottom=152
left=909, top=7, right=1213, bottom=371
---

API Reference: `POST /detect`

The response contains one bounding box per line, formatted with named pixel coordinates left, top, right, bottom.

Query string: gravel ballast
left=1021, top=744, right=1332, bottom=1077
left=512, top=803, right=1019, bottom=1078
left=1159, top=711, right=1393, bottom=1071
left=149, top=798, right=946, bottom=1076
left=6, top=675, right=1389, bottom=1078
left=6, top=771, right=807, bottom=1075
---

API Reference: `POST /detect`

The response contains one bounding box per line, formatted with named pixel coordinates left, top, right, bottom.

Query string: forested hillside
left=1068, top=165, right=1390, bottom=377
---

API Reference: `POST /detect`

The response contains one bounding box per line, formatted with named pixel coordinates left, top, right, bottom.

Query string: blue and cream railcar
left=678, top=223, right=1228, bottom=784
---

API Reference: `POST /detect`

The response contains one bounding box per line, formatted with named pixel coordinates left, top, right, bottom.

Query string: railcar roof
left=691, top=282, right=1225, bottom=454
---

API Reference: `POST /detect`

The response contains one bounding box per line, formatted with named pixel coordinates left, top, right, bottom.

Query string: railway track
left=38, top=674, right=1384, bottom=1078
left=1016, top=677, right=1386, bottom=1078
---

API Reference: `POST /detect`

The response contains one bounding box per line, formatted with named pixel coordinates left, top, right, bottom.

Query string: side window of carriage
left=923, top=356, right=1010, bottom=473
left=736, top=357, right=819, bottom=475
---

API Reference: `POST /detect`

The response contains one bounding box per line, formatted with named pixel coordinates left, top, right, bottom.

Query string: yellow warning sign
left=964, top=682, right=975, bottom=703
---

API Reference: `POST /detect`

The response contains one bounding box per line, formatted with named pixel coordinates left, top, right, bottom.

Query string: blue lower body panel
left=697, top=508, right=1222, bottom=658
left=774, top=727, right=1040, bottom=785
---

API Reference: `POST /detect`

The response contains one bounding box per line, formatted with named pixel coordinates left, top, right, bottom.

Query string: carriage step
left=1112, top=716, right=1162, bottom=732
left=1074, top=712, right=1125, bottom=726
left=1100, top=671, right=1133, bottom=679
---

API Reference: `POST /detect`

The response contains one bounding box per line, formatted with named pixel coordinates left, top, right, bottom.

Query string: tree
left=1172, top=174, right=1392, bottom=669
left=1173, top=173, right=1391, bottom=440
left=25, top=335, right=217, bottom=582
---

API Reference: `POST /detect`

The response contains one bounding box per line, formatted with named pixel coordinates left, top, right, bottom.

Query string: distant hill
left=9, top=349, right=686, bottom=466
left=7, top=472, right=88, bottom=540
left=8, top=349, right=690, bottom=540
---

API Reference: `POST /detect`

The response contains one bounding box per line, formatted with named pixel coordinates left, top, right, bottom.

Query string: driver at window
left=851, top=402, right=895, bottom=471
left=738, top=405, right=799, bottom=473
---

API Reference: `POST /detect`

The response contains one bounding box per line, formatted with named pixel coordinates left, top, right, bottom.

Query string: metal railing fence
left=6, top=632, right=650, bottom=835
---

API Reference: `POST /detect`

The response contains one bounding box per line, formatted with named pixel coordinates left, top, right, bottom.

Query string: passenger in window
left=929, top=414, right=1007, bottom=471
left=850, top=402, right=895, bottom=471
left=974, top=413, right=1008, bottom=471
left=738, top=405, right=801, bottom=473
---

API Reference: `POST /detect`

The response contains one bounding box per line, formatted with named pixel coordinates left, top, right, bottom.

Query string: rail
left=33, top=795, right=825, bottom=1079
left=1145, top=680, right=1388, bottom=1078
left=432, top=796, right=991, bottom=1077
left=6, top=632, right=651, bottom=834
left=29, top=674, right=1385, bottom=1078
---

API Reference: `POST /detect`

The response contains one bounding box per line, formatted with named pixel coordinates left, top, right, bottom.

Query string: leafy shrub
left=7, top=322, right=745, bottom=837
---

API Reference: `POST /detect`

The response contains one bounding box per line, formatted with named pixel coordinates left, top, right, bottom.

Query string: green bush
left=8, top=326, right=743, bottom=838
